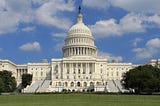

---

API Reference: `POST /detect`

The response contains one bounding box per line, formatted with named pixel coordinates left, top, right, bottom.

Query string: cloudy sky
left=0, top=0, right=160, bottom=64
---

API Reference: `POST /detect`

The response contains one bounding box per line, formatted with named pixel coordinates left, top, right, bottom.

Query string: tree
left=122, top=65, right=160, bottom=94
left=22, top=74, right=32, bottom=89
left=0, top=77, right=5, bottom=92
left=0, top=70, right=17, bottom=92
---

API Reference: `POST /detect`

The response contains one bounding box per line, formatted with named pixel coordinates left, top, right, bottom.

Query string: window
left=107, top=72, right=109, bottom=76
left=84, top=82, right=87, bottom=87
left=116, top=72, right=119, bottom=76
left=73, top=70, right=76, bottom=74
left=77, top=82, right=81, bottom=87
left=59, top=82, right=61, bottom=86
left=78, top=63, right=81, bottom=68
left=65, top=82, right=68, bottom=87
left=71, top=82, right=74, bottom=87
left=101, top=68, right=103, bottom=73
left=78, top=69, right=80, bottom=74
left=67, top=69, right=69, bottom=74
left=41, top=72, right=43, bottom=76
left=83, top=70, right=86, bottom=74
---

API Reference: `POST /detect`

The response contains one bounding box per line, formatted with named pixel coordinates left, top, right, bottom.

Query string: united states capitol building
left=0, top=8, right=159, bottom=93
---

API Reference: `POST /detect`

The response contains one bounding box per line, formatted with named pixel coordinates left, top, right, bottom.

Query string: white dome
left=68, top=8, right=92, bottom=36
left=62, top=7, right=97, bottom=58
left=68, top=23, right=92, bottom=36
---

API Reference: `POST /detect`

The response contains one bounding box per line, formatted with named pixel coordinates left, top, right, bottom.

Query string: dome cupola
left=68, top=6, right=92, bottom=36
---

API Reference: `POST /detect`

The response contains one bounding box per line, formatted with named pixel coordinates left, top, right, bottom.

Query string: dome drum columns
left=63, top=46, right=97, bottom=57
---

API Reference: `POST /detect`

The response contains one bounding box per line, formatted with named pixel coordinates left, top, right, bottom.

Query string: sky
left=0, top=0, right=160, bottom=64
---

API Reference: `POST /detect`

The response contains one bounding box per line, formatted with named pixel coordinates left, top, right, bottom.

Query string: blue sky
left=0, top=0, right=160, bottom=64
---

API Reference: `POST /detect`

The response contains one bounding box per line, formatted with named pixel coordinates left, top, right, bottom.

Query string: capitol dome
left=68, top=21, right=92, bottom=36
left=62, top=7, right=97, bottom=58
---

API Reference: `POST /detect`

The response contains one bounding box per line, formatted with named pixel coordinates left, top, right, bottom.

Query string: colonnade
left=63, top=47, right=97, bottom=57
left=65, top=37, right=94, bottom=46
left=60, top=62, right=95, bottom=80
left=16, top=69, right=27, bottom=78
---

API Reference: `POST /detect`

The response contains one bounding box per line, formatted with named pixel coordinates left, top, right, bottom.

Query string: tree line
left=122, top=65, right=160, bottom=94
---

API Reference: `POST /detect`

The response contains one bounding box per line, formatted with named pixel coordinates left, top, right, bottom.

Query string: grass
left=0, top=93, right=160, bottom=106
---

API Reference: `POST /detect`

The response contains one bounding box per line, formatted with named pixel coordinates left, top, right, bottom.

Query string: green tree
left=0, top=70, right=17, bottom=92
left=122, top=65, right=160, bottom=94
left=0, top=77, right=5, bottom=92
left=22, top=74, right=32, bottom=89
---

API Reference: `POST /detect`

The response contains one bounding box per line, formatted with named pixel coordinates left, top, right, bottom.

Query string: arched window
left=84, top=82, right=87, bottom=87
left=77, top=82, right=81, bottom=87
left=71, top=82, right=74, bottom=87
left=90, top=82, right=94, bottom=86
left=65, top=82, right=68, bottom=87
left=59, top=82, right=61, bottom=86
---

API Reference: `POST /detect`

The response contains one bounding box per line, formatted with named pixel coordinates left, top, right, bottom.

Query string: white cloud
left=120, top=13, right=145, bottom=33
left=90, top=19, right=121, bottom=37
left=0, top=48, right=2, bottom=51
left=98, top=51, right=123, bottom=62
left=82, top=0, right=160, bottom=14
left=54, top=42, right=64, bottom=52
left=0, top=0, right=75, bottom=35
left=52, top=32, right=66, bottom=38
left=147, top=15, right=160, bottom=25
left=19, top=41, right=41, bottom=51
left=35, top=0, right=74, bottom=30
left=146, top=38, right=160, bottom=48
left=90, top=13, right=145, bottom=38
left=110, top=0, right=160, bottom=14
left=132, top=48, right=144, bottom=52
left=83, top=0, right=110, bottom=9
left=91, top=13, right=160, bottom=38
left=22, top=26, right=35, bottom=32
left=0, top=0, right=34, bottom=35
left=132, top=38, right=142, bottom=47
left=133, top=38, right=160, bottom=59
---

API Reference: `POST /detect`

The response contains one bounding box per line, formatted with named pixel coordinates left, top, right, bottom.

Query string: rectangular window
left=67, top=69, right=69, bottom=74
left=116, top=72, right=119, bottom=76
left=107, top=72, right=109, bottom=76
left=101, top=68, right=103, bottom=73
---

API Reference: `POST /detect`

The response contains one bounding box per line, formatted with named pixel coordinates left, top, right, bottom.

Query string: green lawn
left=0, top=93, right=160, bottom=106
